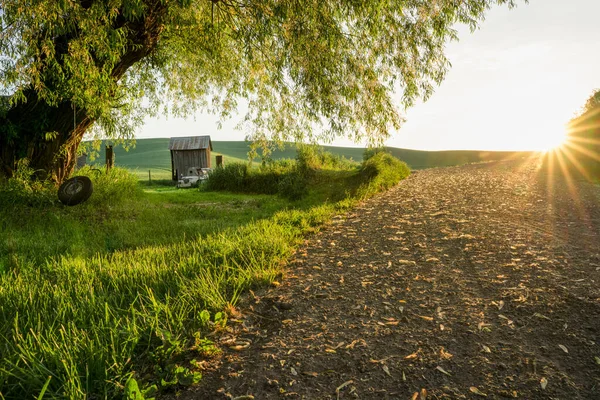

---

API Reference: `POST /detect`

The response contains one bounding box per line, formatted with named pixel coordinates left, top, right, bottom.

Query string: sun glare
left=538, top=126, right=568, bottom=152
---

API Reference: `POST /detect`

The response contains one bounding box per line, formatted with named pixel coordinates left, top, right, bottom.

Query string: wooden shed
left=169, top=136, right=213, bottom=180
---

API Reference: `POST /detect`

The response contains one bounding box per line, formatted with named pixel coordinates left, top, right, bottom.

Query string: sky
left=137, top=0, right=600, bottom=152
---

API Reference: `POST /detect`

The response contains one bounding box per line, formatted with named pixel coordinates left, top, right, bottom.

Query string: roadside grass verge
left=0, top=151, right=409, bottom=399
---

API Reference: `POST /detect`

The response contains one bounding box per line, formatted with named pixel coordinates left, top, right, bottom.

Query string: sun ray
left=552, top=146, right=592, bottom=227
left=567, top=135, right=600, bottom=146
left=543, top=149, right=555, bottom=192
left=556, top=145, right=593, bottom=181
left=562, top=140, right=600, bottom=162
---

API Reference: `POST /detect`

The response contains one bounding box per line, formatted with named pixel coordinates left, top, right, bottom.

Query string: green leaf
left=36, top=376, right=52, bottom=400
left=200, top=310, right=211, bottom=325
left=124, top=377, right=145, bottom=400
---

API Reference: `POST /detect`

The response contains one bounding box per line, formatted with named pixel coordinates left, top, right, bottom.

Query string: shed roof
left=169, top=136, right=213, bottom=151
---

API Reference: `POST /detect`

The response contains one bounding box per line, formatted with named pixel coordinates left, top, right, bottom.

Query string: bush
left=204, top=160, right=308, bottom=199
left=204, top=148, right=358, bottom=200
left=203, top=163, right=249, bottom=192
left=363, top=146, right=389, bottom=161
left=357, top=152, right=410, bottom=197
left=296, top=145, right=356, bottom=176
left=278, top=171, right=308, bottom=201
left=246, top=159, right=297, bottom=194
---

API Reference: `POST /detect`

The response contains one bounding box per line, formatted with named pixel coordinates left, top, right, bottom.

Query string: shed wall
left=171, top=149, right=210, bottom=180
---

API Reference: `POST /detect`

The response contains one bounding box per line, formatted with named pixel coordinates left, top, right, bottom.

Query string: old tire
left=58, top=176, right=93, bottom=206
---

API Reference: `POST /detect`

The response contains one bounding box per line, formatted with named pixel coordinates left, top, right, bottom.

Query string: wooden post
left=216, top=155, right=223, bottom=167
left=148, top=169, right=151, bottom=184
left=105, top=145, right=114, bottom=171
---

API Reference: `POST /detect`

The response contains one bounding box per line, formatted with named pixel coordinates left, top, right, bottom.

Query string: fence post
left=105, top=145, right=114, bottom=171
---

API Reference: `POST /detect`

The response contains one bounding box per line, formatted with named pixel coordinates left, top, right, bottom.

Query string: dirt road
left=180, top=158, right=600, bottom=399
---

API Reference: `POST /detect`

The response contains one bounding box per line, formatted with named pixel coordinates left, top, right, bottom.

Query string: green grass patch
left=0, top=168, right=290, bottom=272
left=0, top=149, right=409, bottom=399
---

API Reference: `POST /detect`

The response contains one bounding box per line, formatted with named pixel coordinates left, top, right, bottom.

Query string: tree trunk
left=0, top=94, right=93, bottom=182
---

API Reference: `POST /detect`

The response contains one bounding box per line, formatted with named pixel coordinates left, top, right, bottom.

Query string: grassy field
left=0, top=150, right=409, bottom=399
left=87, top=138, right=535, bottom=180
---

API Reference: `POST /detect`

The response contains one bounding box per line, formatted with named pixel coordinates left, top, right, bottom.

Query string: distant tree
left=581, top=89, right=600, bottom=115
left=565, top=90, right=600, bottom=178
left=0, top=0, right=522, bottom=182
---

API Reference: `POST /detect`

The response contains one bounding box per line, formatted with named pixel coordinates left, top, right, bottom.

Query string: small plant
left=124, top=377, right=157, bottom=400
left=156, top=364, right=202, bottom=389
left=193, top=336, right=221, bottom=357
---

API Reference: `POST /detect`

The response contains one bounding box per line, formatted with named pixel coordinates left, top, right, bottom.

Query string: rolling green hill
left=86, top=138, right=535, bottom=180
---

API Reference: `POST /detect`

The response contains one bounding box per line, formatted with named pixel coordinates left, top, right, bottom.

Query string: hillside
left=87, top=138, right=535, bottom=179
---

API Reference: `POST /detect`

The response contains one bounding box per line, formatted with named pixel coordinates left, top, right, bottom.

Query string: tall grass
left=203, top=159, right=299, bottom=196
left=0, top=219, right=300, bottom=398
left=204, top=146, right=358, bottom=200
left=356, top=151, right=411, bottom=197
left=0, top=167, right=290, bottom=272
left=0, top=150, right=409, bottom=399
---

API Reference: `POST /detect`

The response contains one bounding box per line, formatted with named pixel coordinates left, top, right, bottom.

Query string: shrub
left=295, top=145, right=321, bottom=177
left=204, top=163, right=249, bottom=192
left=246, top=159, right=297, bottom=194
left=296, top=145, right=356, bottom=176
left=357, top=152, right=410, bottom=197
left=363, top=146, right=389, bottom=161
left=278, top=171, right=308, bottom=201
left=204, top=159, right=308, bottom=199
left=204, top=148, right=357, bottom=200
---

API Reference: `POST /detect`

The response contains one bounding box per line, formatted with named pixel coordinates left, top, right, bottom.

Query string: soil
left=169, top=158, right=600, bottom=400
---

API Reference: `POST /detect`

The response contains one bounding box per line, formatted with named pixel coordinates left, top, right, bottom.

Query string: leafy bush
left=363, top=146, right=390, bottom=161
left=278, top=171, right=308, bottom=201
left=246, top=159, right=297, bottom=194
left=357, top=152, right=410, bottom=197
left=296, top=145, right=356, bottom=176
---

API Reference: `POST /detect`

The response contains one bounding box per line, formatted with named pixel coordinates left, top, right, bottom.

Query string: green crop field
left=87, top=138, right=535, bottom=180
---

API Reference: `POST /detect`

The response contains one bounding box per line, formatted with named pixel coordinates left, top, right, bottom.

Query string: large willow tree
left=0, top=0, right=520, bottom=182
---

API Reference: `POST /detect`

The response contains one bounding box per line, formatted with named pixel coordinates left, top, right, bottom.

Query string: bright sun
left=538, top=126, right=568, bottom=152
